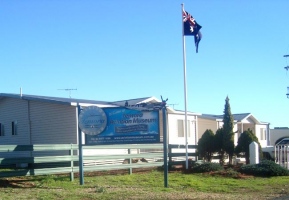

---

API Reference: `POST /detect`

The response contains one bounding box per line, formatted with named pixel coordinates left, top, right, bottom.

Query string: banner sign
left=85, top=107, right=160, bottom=145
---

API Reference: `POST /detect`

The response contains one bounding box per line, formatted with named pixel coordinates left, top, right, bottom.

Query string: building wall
left=0, top=97, right=32, bottom=157
left=0, top=97, right=79, bottom=157
left=197, top=118, right=221, bottom=141
left=29, top=100, right=78, bottom=144
left=167, top=113, right=196, bottom=145
left=235, top=123, right=268, bottom=147
left=255, top=124, right=268, bottom=147
left=270, top=128, right=289, bottom=145
left=0, top=97, right=79, bottom=146
left=0, top=97, right=30, bottom=145
left=232, top=124, right=238, bottom=146
left=197, top=117, right=268, bottom=147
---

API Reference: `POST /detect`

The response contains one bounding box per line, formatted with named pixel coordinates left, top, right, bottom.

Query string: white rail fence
left=275, top=144, right=289, bottom=169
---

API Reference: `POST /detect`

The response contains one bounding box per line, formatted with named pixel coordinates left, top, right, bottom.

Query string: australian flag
left=183, top=9, right=202, bottom=53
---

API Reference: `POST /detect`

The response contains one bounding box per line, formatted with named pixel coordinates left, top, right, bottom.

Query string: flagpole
left=181, top=3, right=189, bottom=170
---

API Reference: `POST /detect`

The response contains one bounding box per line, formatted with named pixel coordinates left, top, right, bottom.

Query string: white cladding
left=0, top=97, right=30, bottom=157
left=0, top=97, right=30, bottom=145
left=0, top=97, right=78, bottom=145
left=167, top=113, right=196, bottom=145
left=0, top=97, right=78, bottom=151
left=29, top=101, right=77, bottom=144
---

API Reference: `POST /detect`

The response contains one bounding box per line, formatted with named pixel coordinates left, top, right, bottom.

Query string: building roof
left=199, top=113, right=268, bottom=124
left=0, top=93, right=169, bottom=109
left=200, top=114, right=223, bottom=121
left=0, top=93, right=201, bottom=116
left=0, top=93, right=111, bottom=106
left=232, top=113, right=252, bottom=121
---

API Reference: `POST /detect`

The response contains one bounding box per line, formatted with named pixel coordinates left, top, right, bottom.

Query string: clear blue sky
left=1, top=1, right=289, bottom=128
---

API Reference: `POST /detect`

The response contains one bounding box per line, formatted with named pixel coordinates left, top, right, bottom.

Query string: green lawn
left=0, top=169, right=289, bottom=199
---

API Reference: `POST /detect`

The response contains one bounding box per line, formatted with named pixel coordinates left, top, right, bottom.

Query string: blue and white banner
left=85, top=107, right=160, bottom=145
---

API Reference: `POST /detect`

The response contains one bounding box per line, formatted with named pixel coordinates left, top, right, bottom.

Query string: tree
left=235, top=129, right=262, bottom=164
left=197, top=129, right=216, bottom=162
left=222, top=96, right=235, bottom=164
left=215, top=128, right=226, bottom=165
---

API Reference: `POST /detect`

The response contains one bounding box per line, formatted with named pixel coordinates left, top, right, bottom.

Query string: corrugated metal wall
left=0, top=97, right=31, bottom=157
left=0, top=97, right=30, bottom=145
left=29, top=101, right=77, bottom=144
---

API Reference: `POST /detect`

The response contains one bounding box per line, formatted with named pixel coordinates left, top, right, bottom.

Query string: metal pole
left=77, top=104, right=84, bottom=185
left=162, top=106, right=168, bottom=188
left=181, top=3, right=189, bottom=169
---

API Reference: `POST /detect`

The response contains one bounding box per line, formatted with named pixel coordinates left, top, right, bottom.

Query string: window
left=0, top=123, right=4, bottom=136
left=177, top=120, right=184, bottom=137
left=260, top=128, right=266, bottom=140
left=177, top=120, right=191, bottom=137
left=12, top=121, right=17, bottom=135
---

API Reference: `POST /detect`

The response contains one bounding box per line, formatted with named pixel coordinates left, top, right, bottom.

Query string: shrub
left=208, top=168, right=241, bottom=178
left=192, top=163, right=224, bottom=173
left=224, top=168, right=241, bottom=178
left=197, top=129, right=217, bottom=162
left=239, top=160, right=289, bottom=176
left=235, top=129, right=263, bottom=164
left=190, top=162, right=201, bottom=168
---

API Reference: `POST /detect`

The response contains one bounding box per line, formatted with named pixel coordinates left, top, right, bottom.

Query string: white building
left=0, top=92, right=271, bottom=152
left=198, top=113, right=270, bottom=148
left=0, top=93, right=199, bottom=148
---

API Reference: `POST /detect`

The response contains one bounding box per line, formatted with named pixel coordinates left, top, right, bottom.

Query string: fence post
left=70, top=144, right=74, bottom=181
left=128, top=148, right=132, bottom=175
left=285, top=145, right=289, bottom=169
left=168, top=145, right=172, bottom=170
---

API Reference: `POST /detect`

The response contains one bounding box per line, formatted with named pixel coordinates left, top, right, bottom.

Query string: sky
left=1, top=0, right=289, bottom=129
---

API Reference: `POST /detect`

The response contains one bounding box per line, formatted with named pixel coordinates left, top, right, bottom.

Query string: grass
left=0, top=168, right=289, bottom=199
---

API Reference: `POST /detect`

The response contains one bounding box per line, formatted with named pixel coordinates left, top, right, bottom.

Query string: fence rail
left=0, top=144, right=164, bottom=179
left=168, top=144, right=198, bottom=168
